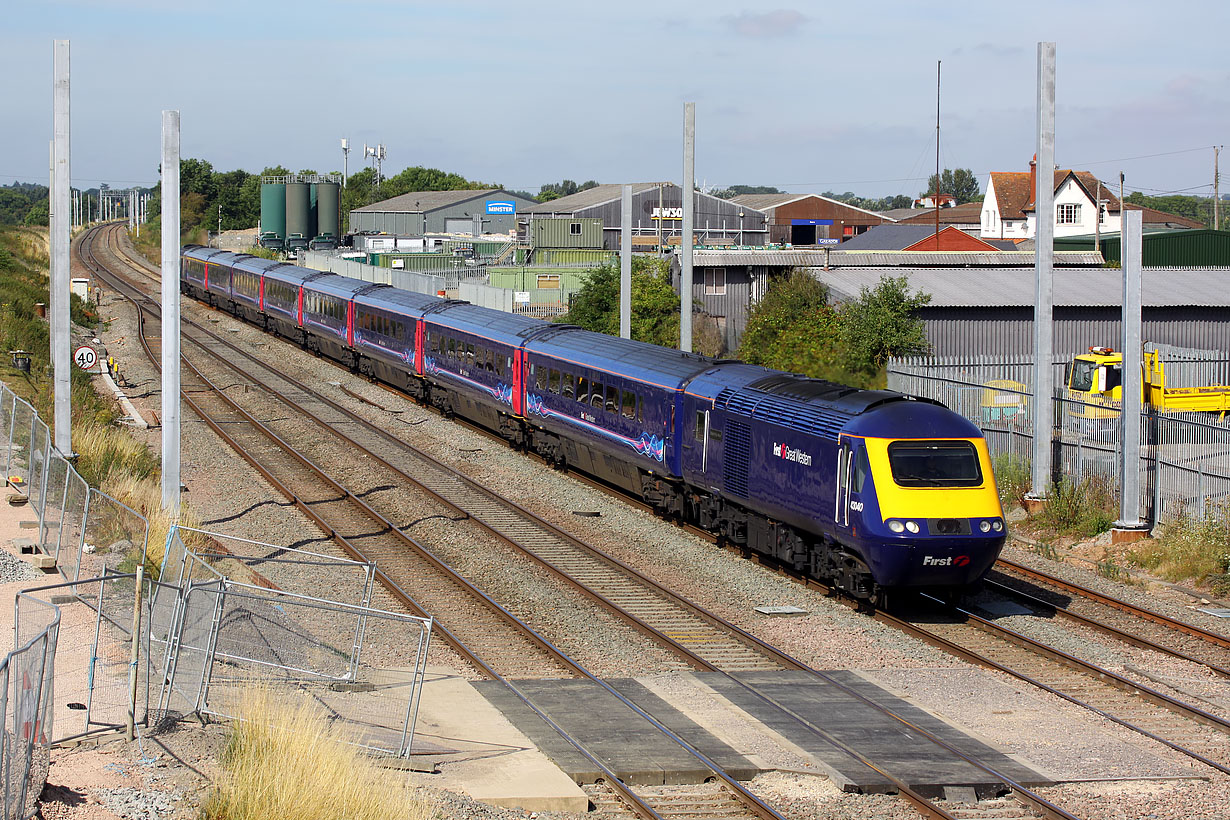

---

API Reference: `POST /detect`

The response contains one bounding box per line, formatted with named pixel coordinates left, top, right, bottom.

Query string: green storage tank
left=315, top=182, right=340, bottom=240
left=259, top=183, right=286, bottom=248
left=285, top=182, right=312, bottom=250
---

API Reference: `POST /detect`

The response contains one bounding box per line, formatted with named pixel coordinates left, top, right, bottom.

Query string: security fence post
left=127, top=566, right=144, bottom=741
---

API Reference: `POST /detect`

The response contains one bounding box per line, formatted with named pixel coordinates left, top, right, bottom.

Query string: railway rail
left=84, top=223, right=1083, bottom=820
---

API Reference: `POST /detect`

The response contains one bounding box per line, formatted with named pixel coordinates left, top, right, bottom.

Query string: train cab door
left=835, top=437, right=869, bottom=535
left=512, top=349, right=525, bottom=416
left=834, top=437, right=855, bottom=531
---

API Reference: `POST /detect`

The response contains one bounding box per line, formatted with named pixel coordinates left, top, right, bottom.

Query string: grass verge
left=1132, top=504, right=1230, bottom=594
left=203, top=685, right=433, bottom=820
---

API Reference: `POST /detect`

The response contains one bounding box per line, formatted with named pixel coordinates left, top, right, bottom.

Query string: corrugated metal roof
left=522, top=183, right=671, bottom=214
left=688, top=249, right=1103, bottom=267
left=728, top=192, right=895, bottom=221
left=353, top=189, right=510, bottom=213
left=810, top=267, right=1230, bottom=308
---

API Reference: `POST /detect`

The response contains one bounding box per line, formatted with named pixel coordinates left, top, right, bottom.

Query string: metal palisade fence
left=887, top=350, right=1230, bottom=526
left=0, top=379, right=435, bottom=817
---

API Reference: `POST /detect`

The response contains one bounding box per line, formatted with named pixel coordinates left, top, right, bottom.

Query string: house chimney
left=1029, top=154, right=1037, bottom=207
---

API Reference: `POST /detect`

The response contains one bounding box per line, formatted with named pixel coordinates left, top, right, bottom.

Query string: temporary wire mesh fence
left=153, top=527, right=432, bottom=757
left=888, top=352, right=1230, bottom=525
left=2, top=595, right=59, bottom=820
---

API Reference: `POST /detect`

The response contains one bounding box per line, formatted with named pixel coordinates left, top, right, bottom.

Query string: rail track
left=83, top=223, right=1087, bottom=820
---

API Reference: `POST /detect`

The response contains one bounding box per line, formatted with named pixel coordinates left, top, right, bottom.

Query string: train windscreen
left=886, top=440, right=982, bottom=488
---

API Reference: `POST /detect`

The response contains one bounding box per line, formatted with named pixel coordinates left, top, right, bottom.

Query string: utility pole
left=52, top=40, right=72, bottom=456
left=934, top=60, right=941, bottom=247
left=620, top=184, right=632, bottom=339
left=1094, top=180, right=1102, bottom=253
left=1028, top=41, right=1056, bottom=502
left=1115, top=209, right=1146, bottom=535
left=1215, top=146, right=1221, bottom=231
left=681, top=102, right=695, bottom=353
left=161, top=110, right=181, bottom=513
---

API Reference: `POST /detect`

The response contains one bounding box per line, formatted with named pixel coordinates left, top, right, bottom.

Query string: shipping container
left=531, top=217, right=604, bottom=249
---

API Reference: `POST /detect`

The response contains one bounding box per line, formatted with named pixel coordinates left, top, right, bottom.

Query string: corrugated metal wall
left=921, top=306, right=1230, bottom=357
left=1055, top=230, right=1230, bottom=266
left=349, top=211, right=425, bottom=235
left=689, top=266, right=756, bottom=354
left=532, top=218, right=603, bottom=248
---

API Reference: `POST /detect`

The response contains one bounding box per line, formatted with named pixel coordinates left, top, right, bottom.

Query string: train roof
left=424, top=301, right=548, bottom=345
left=352, top=286, right=442, bottom=313
left=717, top=373, right=945, bottom=441
left=527, top=327, right=717, bottom=387
left=230, top=255, right=292, bottom=276
left=182, top=245, right=227, bottom=262
left=261, top=262, right=323, bottom=287
left=844, top=399, right=982, bottom=439
left=303, top=273, right=375, bottom=298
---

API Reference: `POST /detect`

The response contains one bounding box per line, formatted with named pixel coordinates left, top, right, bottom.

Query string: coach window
left=576, top=376, right=589, bottom=403
left=536, top=366, right=548, bottom=391
left=605, top=385, right=618, bottom=413
left=475, top=345, right=484, bottom=366
left=621, top=390, right=636, bottom=419
left=548, top=369, right=560, bottom=394
left=591, top=382, right=605, bottom=410
left=465, top=343, right=475, bottom=364
left=637, top=396, right=644, bottom=423
left=695, top=411, right=705, bottom=441
left=448, top=338, right=457, bottom=360
left=562, top=373, right=575, bottom=399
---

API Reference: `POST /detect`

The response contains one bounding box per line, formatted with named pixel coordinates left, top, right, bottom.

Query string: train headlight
left=904, top=521, right=920, bottom=534
left=888, top=520, right=905, bottom=533
left=979, top=520, right=992, bottom=533
left=992, top=520, right=1004, bottom=532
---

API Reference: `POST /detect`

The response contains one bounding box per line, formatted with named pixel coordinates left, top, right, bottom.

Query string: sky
left=4, top=1, right=1229, bottom=201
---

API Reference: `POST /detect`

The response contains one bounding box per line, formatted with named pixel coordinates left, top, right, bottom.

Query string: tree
left=840, top=275, right=931, bottom=376
left=710, top=184, right=782, bottom=199
left=924, top=168, right=981, bottom=204
left=538, top=179, right=598, bottom=202
left=737, top=270, right=854, bottom=382
left=560, top=257, right=681, bottom=348
left=1125, top=191, right=1216, bottom=228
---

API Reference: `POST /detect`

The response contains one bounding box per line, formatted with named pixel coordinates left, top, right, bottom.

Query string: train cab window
left=591, top=382, right=605, bottom=409
left=621, top=390, right=636, bottom=419
left=853, top=445, right=870, bottom=493
left=562, top=373, right=575, bottom=399
left=605, top=385, right=618, bottom=413
left=548, top=369, right=561, bottom=394
left=887, top=441, right=982, bottom=488
left=576, top=377, right=589, bottom=403
left=695, top=411, right=705, bottom=441
left=536, top=366, right=548, bottom=391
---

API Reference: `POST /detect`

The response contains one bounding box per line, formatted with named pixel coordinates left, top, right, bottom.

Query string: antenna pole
left=935, top=59, right=940, bottom=247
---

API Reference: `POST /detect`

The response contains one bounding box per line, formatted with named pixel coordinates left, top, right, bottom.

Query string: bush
left=991, top=453, right=1030, bottom=509
left=1036, top=475, right=1117, bottom=538
left=203, top=685, right=433, bottom=820
left=1133, top=503, right=1230, bottom=593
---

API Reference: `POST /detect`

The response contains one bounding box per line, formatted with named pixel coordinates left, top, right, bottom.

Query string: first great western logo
left=772, top=442, right=813, bottom=467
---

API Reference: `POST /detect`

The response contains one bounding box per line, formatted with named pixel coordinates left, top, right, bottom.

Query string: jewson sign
left=486, top=200, right=516, bottom=214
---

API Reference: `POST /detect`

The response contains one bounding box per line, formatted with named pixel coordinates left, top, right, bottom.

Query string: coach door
left=835, top=438, right=855, bottom=529
left=512, top=350, right=525, bottom=415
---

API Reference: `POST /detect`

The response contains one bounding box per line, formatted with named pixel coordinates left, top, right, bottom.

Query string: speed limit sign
left=73, top=345, right=97, bottom=371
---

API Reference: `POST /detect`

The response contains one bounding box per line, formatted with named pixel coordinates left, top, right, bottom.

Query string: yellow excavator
left=1065, top=346, right=1230, bottom=419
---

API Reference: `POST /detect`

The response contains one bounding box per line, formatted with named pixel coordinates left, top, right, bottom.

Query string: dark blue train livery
left=182, top=245, right=1005, bottom=600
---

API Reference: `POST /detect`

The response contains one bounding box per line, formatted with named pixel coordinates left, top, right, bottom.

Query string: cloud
left=723, top=9, right=807, bottom=38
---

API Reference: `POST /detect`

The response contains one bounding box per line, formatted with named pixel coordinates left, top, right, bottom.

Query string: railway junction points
left=14, top=224, right=1230, bottom=820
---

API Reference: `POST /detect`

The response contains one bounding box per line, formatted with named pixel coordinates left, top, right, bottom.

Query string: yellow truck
left=1065, top=346, right=1230, bottom=418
